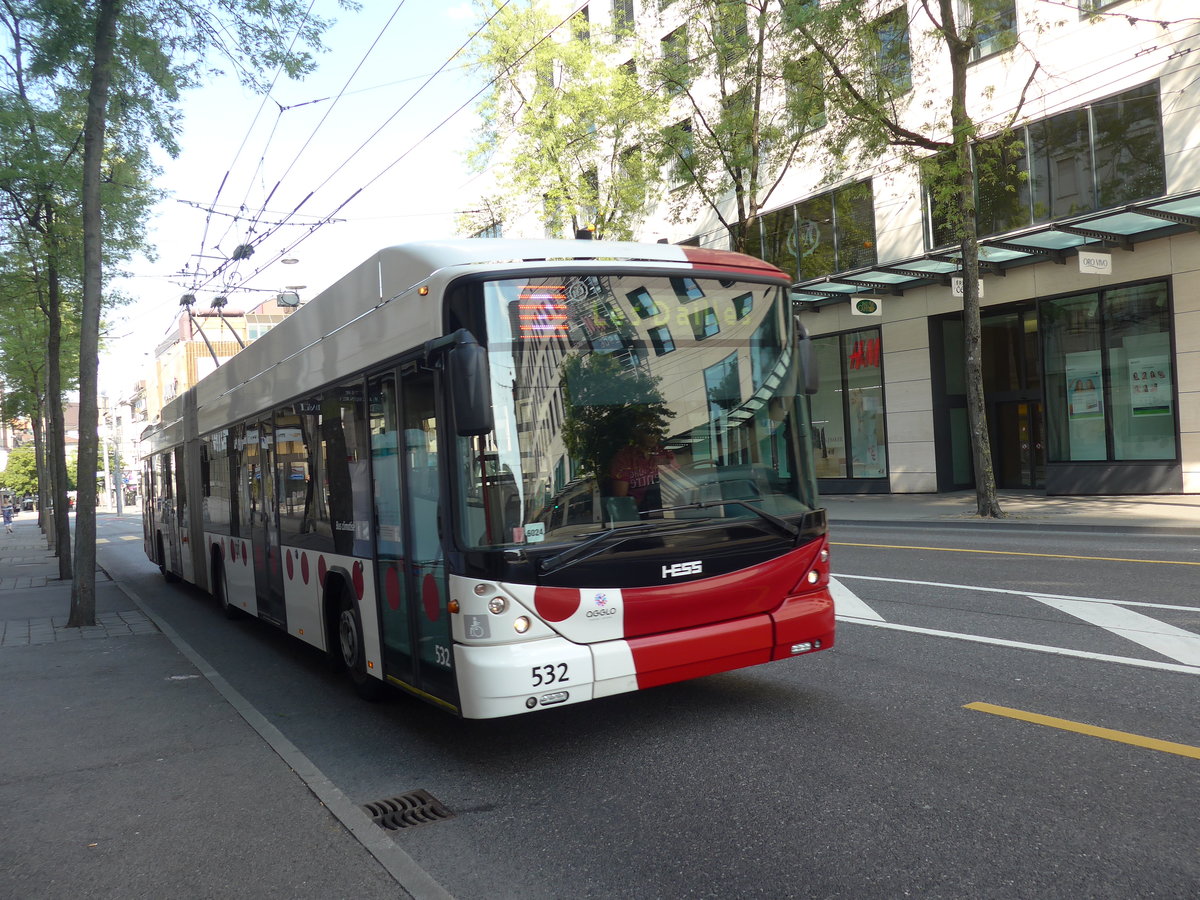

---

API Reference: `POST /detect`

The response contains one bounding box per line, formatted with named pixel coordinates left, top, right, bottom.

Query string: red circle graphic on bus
left=534, top=587, right=580, bottom=623
left=229, top=540, right=236, bottom=562
left=301, top=553, right=310, bottom=584
left=243, top=542, right=249, bottom=566
left=385, top=565, right=401, bottom=611
left=422, top=574, right=440, bottom=622
left=318, top=556, right=327, bottom=586
left=352, top=561, right=364, bottom=599
left=286, top=551, right=294, bottom=581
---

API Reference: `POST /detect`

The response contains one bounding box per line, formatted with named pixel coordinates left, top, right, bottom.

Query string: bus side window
left=277, top=407, right=329, bottom=549
left=322, top=381, right=370, bottom=557
left=174, top=447, right=187, bottom=526
left=201, top=431, right=233, bottom=534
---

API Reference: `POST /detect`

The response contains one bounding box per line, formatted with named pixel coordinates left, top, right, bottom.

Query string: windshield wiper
left=537, top=521, right=685, bottom=576
left=651, top=498, right=800, bottom=542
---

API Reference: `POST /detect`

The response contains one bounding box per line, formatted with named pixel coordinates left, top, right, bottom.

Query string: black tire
left=337, top=590, right=384, bottom=701
left=213, top=558, right=239, bottom=620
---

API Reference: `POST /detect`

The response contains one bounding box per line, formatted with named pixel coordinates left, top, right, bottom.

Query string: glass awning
left=791, top=190, right=1200, bottom=306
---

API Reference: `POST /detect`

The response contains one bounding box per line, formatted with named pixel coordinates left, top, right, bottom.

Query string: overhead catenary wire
left=218, top=1, right=593, bottom=290
left=187, top=0, right=496, bottom=297
left=228, top=1, right=411, bottom=254
left=188, top=0, right=322, bottom=291
left=177, top=1, right=1198, bottom=303
left=188, top=0, right=589, bottom=296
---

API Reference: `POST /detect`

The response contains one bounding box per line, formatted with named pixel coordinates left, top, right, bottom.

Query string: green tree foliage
left=468, top=0, right=665, bottom=239
left=0, top=0, right=350, bottom=624
left=1, top=445, right=39, bottom=495
left=655, top=0, right=825, bottom=250
left=786, top=0, right=1043, bottom=516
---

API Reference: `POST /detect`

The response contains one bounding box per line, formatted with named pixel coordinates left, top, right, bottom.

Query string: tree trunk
left=45, top=261, right=72, bottom=574
left=69, top=0, right=120, bottom=628
left=943, top=0, right=1003, bottom=519
left=31, top=413, right=46, bottom=534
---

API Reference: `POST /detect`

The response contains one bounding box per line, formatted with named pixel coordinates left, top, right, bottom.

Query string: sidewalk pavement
left=0, top=494, right=1195, bottom=898
left=821, top=489, right=1200, bottom=533
left=0, top=514, right=440, bottom=900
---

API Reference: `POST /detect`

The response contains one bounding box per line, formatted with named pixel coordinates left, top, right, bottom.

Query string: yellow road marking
left=965, top=702, right=1200, bottom=759
left=831, top=541, right=1200, bottom=567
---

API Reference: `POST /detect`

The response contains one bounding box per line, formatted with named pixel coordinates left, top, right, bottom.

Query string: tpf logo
left=662, top=560, right=702, bottom=579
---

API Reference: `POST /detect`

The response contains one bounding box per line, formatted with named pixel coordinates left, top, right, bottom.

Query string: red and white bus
left=141, top=239, right=834, bottom=718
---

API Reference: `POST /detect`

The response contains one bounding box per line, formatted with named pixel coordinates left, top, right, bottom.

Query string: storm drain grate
left=362, top=789, right=454, bottom=831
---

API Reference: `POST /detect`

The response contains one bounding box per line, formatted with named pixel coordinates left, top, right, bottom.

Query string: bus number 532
left=532, top=663, right=569, bottom=687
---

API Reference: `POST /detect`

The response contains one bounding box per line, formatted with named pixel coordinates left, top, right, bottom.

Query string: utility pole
left=114, top=402, right=124, bottom=517
left=100, top=393, right=113, bottom=512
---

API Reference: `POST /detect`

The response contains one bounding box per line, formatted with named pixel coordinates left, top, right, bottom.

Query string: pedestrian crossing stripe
left=832, top=574, right=1200, bottom=672
left=1029, top=594, right=1200, bottom=667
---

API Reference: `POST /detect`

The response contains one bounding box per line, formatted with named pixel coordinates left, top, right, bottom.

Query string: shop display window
left=1042, top=281, right=1176, bottom=463
left=810, top=328, right=888, bottom=479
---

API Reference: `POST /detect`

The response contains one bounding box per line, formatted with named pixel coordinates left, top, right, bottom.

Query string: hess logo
left=662, top=560, right=702, bottom=579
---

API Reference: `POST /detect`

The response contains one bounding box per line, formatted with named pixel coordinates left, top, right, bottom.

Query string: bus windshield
left=454, top=272, right=818, bottom=550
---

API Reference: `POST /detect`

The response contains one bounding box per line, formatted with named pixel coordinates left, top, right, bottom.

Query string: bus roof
left=382, top=238, right=789, bottom=280
left=146, top=239, right=790, bottom=448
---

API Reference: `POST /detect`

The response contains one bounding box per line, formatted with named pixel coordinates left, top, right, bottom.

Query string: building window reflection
left=810, top=328, right=888, bottom=480
left=743, top=180, right=877, bottom=282
left=925, top=82, right=1165, bottom=248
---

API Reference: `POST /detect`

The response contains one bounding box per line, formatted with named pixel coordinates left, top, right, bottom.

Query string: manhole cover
left=362, top=789, right=454, bottom=830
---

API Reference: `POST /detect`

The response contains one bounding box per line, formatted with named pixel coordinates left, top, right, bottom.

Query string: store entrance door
left=932, top=303, right=1045, bottom=491
left=991, top=400, right=1045, bottom=489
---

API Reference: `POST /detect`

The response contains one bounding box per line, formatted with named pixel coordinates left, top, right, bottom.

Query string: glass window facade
left=1041, top=281, right=1176, bottom=463
left=810, top=328, right=888, bottom=479
left=745, top=181, right=877, bottom=282
left=874, top=7, right=911, bottom=94
left=971, top=0, right=1017, bottom=60
left=926, top=82, right=1165, bottom=247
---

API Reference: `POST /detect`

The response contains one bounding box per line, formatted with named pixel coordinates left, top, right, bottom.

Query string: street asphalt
left=0, top=491, right=1195, bottom=898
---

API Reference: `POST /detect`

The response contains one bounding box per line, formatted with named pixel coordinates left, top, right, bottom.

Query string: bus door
left=370, top=368, right=457, bottom=707
left=249, top=418, right=286, bottom=624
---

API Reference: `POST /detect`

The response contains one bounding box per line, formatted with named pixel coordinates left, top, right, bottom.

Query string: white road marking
left=1029, top=594, right=1200, bottom=667
left=830, top=576, right=885, bottom=621
left=838, top=573, right=1197, bottom=612
left=832, top=573, right=1200, bottom=675
left=837, top=619, right=1200, bottom=676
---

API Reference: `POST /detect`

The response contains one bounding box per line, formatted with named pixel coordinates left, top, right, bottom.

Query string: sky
left=99, top=1, right=489, bottom=397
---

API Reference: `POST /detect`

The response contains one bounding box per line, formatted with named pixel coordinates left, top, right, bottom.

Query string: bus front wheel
left=337, top=591, right=383, bottom=701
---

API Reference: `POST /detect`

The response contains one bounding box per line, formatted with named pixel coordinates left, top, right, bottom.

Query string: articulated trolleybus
left=142, top=239, right=834, bottom=718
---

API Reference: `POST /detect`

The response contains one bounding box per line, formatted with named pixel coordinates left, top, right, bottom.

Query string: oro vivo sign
left=848, top=337, right=881, bottom=370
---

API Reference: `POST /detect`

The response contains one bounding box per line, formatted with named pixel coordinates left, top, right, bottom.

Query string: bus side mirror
left=795, top=318, right=819, bottom=396
left=447, top=335, right=495, bottom=436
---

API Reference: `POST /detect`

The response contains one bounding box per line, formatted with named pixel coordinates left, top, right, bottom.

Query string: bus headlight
left=514, top=616, right=531, bottom=633
left=488, top=596, right=508, bottom=615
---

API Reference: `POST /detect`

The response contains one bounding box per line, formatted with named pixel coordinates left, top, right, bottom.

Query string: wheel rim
left=339, top=608, right=359, bottom=667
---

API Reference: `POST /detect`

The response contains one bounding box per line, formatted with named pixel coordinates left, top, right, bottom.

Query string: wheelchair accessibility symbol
left=466, top=615, right=490, bottom=639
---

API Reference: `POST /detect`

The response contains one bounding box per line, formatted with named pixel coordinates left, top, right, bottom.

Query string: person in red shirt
left=610, top=432, right=675, bottom=511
